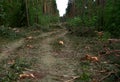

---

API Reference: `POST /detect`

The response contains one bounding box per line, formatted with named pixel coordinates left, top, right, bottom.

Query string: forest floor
left=0, top=26, right=120, bottom=82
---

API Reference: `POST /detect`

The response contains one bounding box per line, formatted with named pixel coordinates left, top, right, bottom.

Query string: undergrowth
left=0, top=56, right=35, bottom=82
left=0, top=26, right=25, bottom=40
left=67, top=34, right=120, bottom=82
left=51, top=37, right=65, bottom=52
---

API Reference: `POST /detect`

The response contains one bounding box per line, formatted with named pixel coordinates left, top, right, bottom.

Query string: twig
left=108, top=39, right=120, bottom=43
left=109, top=50, right=120, bottom=53
left=49, top=73, right=80, bottom=82
left=64, top=76, right=80, bottom=82
left=99, top=71, right=114, bottom=82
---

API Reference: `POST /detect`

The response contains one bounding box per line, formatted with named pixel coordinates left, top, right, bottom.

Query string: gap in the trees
left=56, top=0, right=69, bottom=17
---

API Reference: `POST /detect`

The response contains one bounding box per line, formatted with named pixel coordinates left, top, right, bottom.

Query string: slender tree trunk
left=36, top=0, right=39, bottom=23
left=43, top=0, right=47, bottom=14
left=25, top=0, right=30, bottom=26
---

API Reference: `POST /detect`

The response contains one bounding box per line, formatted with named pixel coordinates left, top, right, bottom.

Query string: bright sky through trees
left=56, top=0, right=69, bottom=17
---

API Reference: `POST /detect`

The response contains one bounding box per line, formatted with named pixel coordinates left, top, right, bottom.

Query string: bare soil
left=0, top=29, right=77, bottom=82
left=0, top=28, right=119, bottom=82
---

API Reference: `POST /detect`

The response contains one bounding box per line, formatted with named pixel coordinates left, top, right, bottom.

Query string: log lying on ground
left=109, top=50, right=120, bottom=53
left=106, top=50, right=120, bottom=54
left=108, top=39, right=120, bottom=43
left=99, top=50, right=120, bottom=55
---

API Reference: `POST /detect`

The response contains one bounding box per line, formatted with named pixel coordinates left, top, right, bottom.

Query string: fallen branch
left=99, top=71, right=114, bottom=82
left=99, top=50, right=120, bottom=55
left=64, top=76, right=80, bottom=82
left=106, top=50, right=120, bottom=55
left=108, top=39, right=120, bottom=43
left=109, top=50, right=120, bottom=53
left=49, top=73, right=80, bottom=82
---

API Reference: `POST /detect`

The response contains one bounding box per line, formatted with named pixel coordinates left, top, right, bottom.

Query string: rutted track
left=0, top=28, right=77, bottom=82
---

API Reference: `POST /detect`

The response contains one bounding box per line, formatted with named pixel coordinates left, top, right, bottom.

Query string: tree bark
left=25, top=0, right=30, bottom=26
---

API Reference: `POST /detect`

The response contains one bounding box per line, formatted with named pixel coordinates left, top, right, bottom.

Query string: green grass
left=0, top=26, right=25, bottom=40
left=0, top=56, right=33, bottom=82
left=66, top=34, right=120, bottom=82
left=51, top=37, right=65, bottom=52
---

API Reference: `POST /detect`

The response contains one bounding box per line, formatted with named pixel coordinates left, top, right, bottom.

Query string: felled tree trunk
left=108, top=39, right=120, bottom=43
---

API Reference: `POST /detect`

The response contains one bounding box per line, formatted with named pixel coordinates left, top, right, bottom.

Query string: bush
left=0, top=26, right=24, bottom=40
left=66, top=17, right=96, bottom=37
left=103, top=0, right=120, bottom=38
left=38, top=15, right=59, bottom=26
left=67, top=17, right=83, bottom=27
left=0, top=57, right=31, bottom=82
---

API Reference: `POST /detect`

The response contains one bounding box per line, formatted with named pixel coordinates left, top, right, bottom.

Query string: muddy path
left=0, top=28, right=78, bottom=82
left=35, top=29, right=76, bottom=82
left=1, top=28, right=119, bottom=82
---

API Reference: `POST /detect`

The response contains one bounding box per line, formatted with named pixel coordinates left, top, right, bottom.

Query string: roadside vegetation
left=0, top=0, right=120, bottom=82
left=64, top=0, right=120, bottom=81
left=66, top=0, right=120, bottom=38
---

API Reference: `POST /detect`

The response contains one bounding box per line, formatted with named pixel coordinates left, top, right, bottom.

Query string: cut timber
left=108, top=39, right=120, bottom=43
left=107, top=50, right=120, bottom=54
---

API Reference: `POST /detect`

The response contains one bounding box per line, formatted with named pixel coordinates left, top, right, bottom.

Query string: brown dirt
left=1, top=28, right=117, bottom=82
left=0, top=28, right=78, bottom=82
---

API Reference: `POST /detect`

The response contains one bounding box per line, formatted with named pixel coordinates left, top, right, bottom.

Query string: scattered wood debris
left=26, top=36, right=33, bottom=40
left=99, top=71, right=115, bottom=82
left=108, top=39, right=120, bottom=44
left=95, top=31, right=104, bottom=38
left=19, top=72, right=35, bottom=79
left=12, top=28, right=20, bottom=33
left=59, top=41, right=64, bottom=45
left=81, top=54, right=99, bottom=62
left=8, top=60, right=15, bottom=65
left=26, top=44, right=34, bottom=49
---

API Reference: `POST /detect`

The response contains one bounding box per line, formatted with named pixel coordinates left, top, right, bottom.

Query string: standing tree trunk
left=43, top=0, right=47, bottom=14
left=35, top=0, right=39, bottom=23
left=25, top=0, right=30, bottom=26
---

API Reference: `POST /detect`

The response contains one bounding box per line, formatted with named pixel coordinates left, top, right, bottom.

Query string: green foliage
left=67, top=17, right=96, bottom=36
left=51, top=37, right=65, bottom=52
left=75, top=62, right=91, bottom=82
left=95, top=0, right=120, bottom=37
left=66, top=0, right=120, bottom=37
left=0, top=0, right=59, bottom=27
left=0, top=0, right=27, bottom=27
left=84, top=16, right=98, bottom=27
left=0, top=26, right=24, bottom=40
left=0, top=57, right=31, bottom=82
left=98, top=31, right=111, bottom=41
left=103, top=0, right=120, bottom=37
left=28, top=0, right=59, bottom=26
left=69, top=16, right=97, bottom=27
left=0, top=0, right=6, bottom=25
left=39, top=15, right=59, bottom=26
left=67, top=17, right=82, bottom=27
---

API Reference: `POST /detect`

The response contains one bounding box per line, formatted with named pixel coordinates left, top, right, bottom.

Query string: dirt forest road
left=1, top=27, right=119, bottom=82
left=0, top=28, right=79, bottom=82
